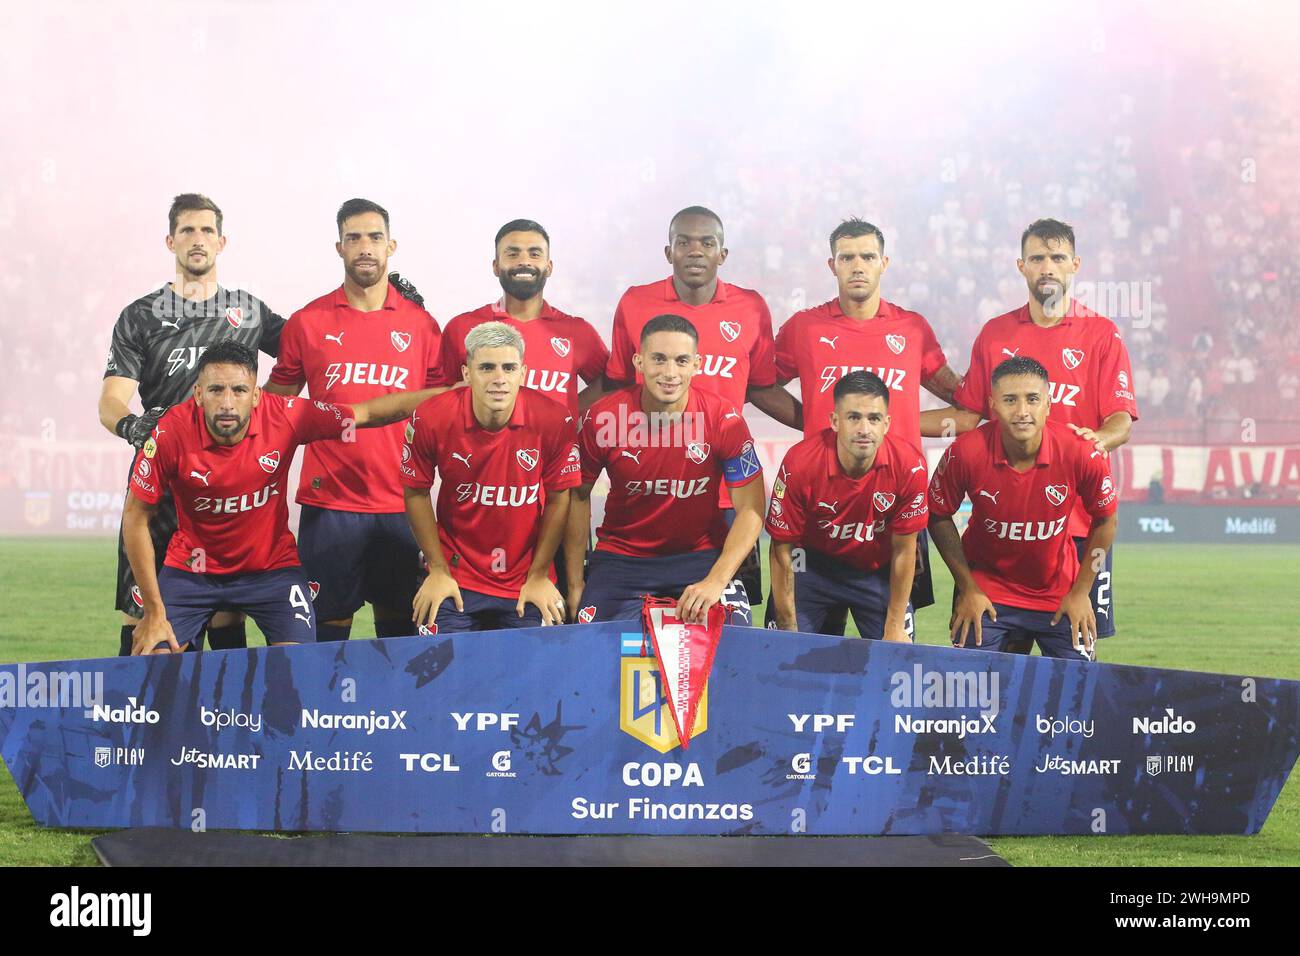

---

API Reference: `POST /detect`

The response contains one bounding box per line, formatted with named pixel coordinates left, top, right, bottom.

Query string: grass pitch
left=1, top=537, right=1298, bottom=866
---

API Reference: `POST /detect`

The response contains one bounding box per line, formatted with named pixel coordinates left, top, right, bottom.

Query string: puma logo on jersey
left=724, top=411, right=740, bottom=420
left=818, top=336, right=839, bottom=350
left=159, top=318, right=181, bottom=331
left=620, top=449, right=643, bottom=464
left=190, top=470, right=212, bottom=487
left=816, top=500, right=838, bottom=514
left=819, top=365, right=905, bottom=394
left=325, top=332, right=345, bottom=345
left=978, top=489, right=1000, bottom=504
left=910, top=461, right=925, bottom=474
left=451, top=452, right=473, bottom=468
left=323, top=363, right=410, bottom=391
left=1001, top=347, right=1020, bottom=358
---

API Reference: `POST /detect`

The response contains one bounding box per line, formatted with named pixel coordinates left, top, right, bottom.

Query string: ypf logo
left=885, top=334, right=906, bottom=355
left=550, top=336, right=571, bottom=357
left=516, top=448, right=539, bottom=472
left=258, top=450, right=281, bottom=474
left=1044, top=483, right=1068, bottom=507
left=619, top=633, right=707, bottom=753
left=686, top=441, right=711, bottom=464
left=225, top=307, right=243, bottom=328
left=718, top=320, right=741, bottom=343
left=390, top=330, right=411, bottom=352
left=1062, top=348, right=1085, bottom=370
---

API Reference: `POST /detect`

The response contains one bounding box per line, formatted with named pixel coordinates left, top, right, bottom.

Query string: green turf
left=1, top=536, right=1298, bottom=866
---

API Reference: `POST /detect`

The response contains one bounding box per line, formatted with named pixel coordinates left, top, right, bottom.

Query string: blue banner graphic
left=1, top=625, right=1297, bottom=835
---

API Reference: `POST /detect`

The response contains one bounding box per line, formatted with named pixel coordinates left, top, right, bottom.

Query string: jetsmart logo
left=301, top=708, right=408, bottom=734
left=50, top=886, right=151, bottom=936
left=88, top=696, right=160, bottom=725
left=0, top=664, right=104, bottom=710
left=1132, top=708, right=1197, bottom=735
left=889, top=665, right=1000, bottom=717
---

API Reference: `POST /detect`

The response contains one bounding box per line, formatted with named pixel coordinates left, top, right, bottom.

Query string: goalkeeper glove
left=115, top=406, right=166, bottom=449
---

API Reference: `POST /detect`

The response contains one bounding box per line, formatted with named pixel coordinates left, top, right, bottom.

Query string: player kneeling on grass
left=401, top=322, right=579, bottom=633
left=766, top=370, right=928, bottom=641
left=564, top=313, right=764, bottom=625
left=927, top=356, right=1117, bottom=660
left=124, top=341, right=438, bottom=655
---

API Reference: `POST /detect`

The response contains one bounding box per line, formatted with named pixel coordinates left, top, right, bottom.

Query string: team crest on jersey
left=686, top=441, right=711, bottom=464
left=258, top=450, right=281, bottom=474
left=550, top=337, right=571, bottom=358
left=1044, top=483, right=1069, bottom=507
left=418, top=623, right=438, bottom=636
left=1062, top=348, right=1085, bottom=370
left=718, top=320, right=741, bottom=343
left=391, top=331, right=412, bottom=353
left=516, top=448, right=539, bottom=472
left=873, top=491, right=896, bottom=511
left=885, top=334, right=906, bottom=355
left=307, top=581, right=320, bottom=602
left=130, top=585, right=144, bottom=608
left=578, top=606, right=596, bottom=624
left=225, top=307, right=243, bottom=328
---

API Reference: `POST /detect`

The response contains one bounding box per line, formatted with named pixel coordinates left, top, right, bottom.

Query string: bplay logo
left=1035, top=714, right=1095, bottom=738
left=201, top=705, right=263, bottom=733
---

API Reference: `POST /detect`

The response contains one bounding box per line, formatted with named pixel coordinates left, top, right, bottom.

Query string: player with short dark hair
left=920, top=218, right=1138, bottom=647
left=604, top=207, right=795, bottom=606
left=566, top=314, right=765, bottom=624
left=927, top=356, right=1118, bottom=660
left=263, top=198, right=441, bottom=641
left=124, top=342, right=436, bottom=655
left=766, top=371, right=928, bottom=640
left=99, top=193, right=286, bottom=655
left=772, top=217, right=962, bottom=622
left=402, top=322, right=580, bottom=633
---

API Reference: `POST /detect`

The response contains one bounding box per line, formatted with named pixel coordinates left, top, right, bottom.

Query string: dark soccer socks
left=374, top=618, right=416, bottom=639
left=119, top=625, right=136, bottom=657
left=316, top=622, right=352, bottom=642
left=207, top=622, right=248, bottom=651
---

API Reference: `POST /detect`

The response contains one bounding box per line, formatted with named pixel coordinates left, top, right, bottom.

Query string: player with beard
left=432, top=220, right=609, bottom=598
left=927, top=357, right=1118, bottom=660
left=125, top=342, right=441, bottom=654
left=567, top=314, right=765, bottom=625
left=264, top=198, right=441, bottom=641
left=99, top=193, right=285, bottom=656
left=920, top=219, right=1138, bottom=650
left=772, top=218, right=962, bottom=627
left=604, top=207, right=796, bottom=607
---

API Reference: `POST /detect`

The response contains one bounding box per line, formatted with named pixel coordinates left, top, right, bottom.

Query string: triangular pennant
left=640, top=596, right=727, bottom=749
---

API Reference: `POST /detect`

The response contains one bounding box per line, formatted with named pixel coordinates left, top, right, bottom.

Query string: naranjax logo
left=301, top=709, right=408, bottom=734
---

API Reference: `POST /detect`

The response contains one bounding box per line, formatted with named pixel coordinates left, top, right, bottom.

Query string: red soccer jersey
left=129, top=394, right=355, bottom=574
left=774, top=298, right=947, bottom=445
left=927, top=419, right=1118, bottom=611
left=765, top=429, right=929, bottom=572
left=606, top=277, right=777, bottom=406
left=578, top=385, right=763, bottom=558
left=400, top=386, right=580, bottom=599
left=950, top=300, right=1139, bottom=537
left=432, top=300, right=608, bottom=417
left=268, top=285, right=441, bottom=513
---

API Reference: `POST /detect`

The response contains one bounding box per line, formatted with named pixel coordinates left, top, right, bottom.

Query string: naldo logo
left=486, top=750, right=517, bottom=778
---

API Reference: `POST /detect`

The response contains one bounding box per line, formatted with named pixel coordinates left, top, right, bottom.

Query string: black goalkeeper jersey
left=104, top=285, right=285, bottom=410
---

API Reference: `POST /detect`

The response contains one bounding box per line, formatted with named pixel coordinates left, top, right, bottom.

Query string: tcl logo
left=819, top=366, right=906, bottom=394
left=399, top=753, right=460, bottom=773
left=1138, top=516, right=1176, bottom=534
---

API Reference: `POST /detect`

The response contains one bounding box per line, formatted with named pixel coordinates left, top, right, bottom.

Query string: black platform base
left=92, top=829, right=1009, bottom=867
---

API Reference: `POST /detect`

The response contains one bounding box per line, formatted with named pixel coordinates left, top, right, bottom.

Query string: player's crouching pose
left=927, top=357, right=1118, bottom=660
left=765, top=371, right=928, bottom=641
left=565, top=314, right=765, bottom=625
left=402, top=322, right=580, bottom=633
left=124, top=341, right=438, bottom=655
